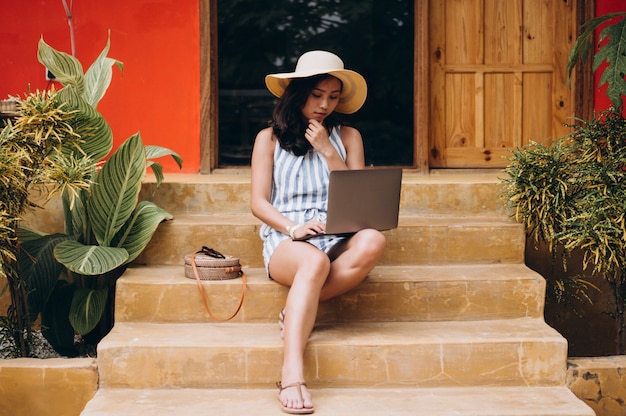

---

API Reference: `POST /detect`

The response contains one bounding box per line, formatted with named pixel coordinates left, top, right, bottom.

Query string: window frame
left=199, top=0, right=590, bottom=173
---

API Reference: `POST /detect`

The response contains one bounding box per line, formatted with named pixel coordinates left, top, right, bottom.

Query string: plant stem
left=7, top=269, right=30, bottom=357
left=619, top=277, right=626, bottom=355
left=61, top=0, right=76, bottom=57
left=610, top=276, right=626, bottom=355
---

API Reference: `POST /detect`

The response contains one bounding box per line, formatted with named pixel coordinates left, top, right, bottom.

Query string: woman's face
left=300, top=76, right=342, bottom=122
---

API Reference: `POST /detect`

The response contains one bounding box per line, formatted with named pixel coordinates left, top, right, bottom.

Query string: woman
left=250, top=50, right=386, bottom=414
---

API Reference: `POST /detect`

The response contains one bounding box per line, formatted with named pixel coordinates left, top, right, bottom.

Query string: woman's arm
left=340, top=125, right=366, bottom=170
left=250, top=128, right=300, bottom=235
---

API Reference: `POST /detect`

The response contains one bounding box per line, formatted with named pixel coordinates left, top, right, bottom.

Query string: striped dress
left=260, top=125, right=347, bottom=272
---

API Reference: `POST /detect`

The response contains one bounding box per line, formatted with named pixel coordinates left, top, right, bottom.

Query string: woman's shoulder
left=338, top=124, right=359, bottom=135
left=256, top=126, right=274, bottom=139
left=338, top=124, right=362, bottom=144
left=255, top=126, right=276, bottom=146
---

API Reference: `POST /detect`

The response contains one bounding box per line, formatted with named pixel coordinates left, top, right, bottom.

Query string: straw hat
left=265, top=51, right=367, bottom=114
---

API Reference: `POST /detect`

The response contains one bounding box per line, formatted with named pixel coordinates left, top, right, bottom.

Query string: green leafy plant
left=2, top=35, right=182, bottom=357
left=0, top=88, right=82, bottom=357
left=502, top=108, right=626, bottom=353
left=567, top=11, right=626, bottom=109
left=504, top=9, right=626, bottom=355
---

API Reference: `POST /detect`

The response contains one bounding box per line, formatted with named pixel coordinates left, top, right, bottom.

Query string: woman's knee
left=302, top=249, right=332, bottom=278
left=269, top=242, right=330, bottom=284
left=355, top=229, right=386, bottom=258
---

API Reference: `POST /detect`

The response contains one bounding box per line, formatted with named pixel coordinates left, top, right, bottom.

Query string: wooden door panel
left=444, top=148, right=513, bottom=167
left=523, top=0, right=553, bottom=64
left=445, top=74, right=477, bottom=149
left=484, top=0, right=521, bottom=65
left=523, top=73, right=553, bottom=143
left=429, top=0, right=575, bottom=168
left=445, top=0, right=483, bottom=64
left=484, top=73, right=521, bottom=150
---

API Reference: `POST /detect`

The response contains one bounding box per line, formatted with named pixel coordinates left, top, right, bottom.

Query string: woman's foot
left=276, top=381, right=314, bottom=414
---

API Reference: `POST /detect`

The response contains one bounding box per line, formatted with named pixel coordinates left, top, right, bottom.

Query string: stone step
left=22, top=171, right=511, bottom=236
left=96, top=319, right=567, bottom=389
left=115, top=264, right=546, bottom=323
left=138, top=171, right=509, bottom=216
left=135, top=214, right=524, bottom=267
left=81, top=386, right=594, bottom=416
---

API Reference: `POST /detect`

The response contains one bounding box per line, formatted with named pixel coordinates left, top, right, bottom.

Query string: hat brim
left=265, top=69, right=367, bottom=114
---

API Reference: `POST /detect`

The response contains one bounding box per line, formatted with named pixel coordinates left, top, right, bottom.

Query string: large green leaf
left=16, top=226, right=47, bottom=243
left=145, top=145, right=183, bottom=169
left=17, top=232, right=74, bottom=322
left=37, top=37, right=85, bottom=95
left=594, top=16, right=626, bottom=108
left=567, top=12, right=626, bottom=107
left=62, top=187, right=86, bottom=238
left=147, top=161, right=164, bottom=190
left=54, top=240, right=129, bottom=275
left=112, top=200, right=173, bottom=262
left=69, top=287, right=108, bottom=335
left=41, top=280, right=78, bottom=357
left=57, top=84, right=113, bottom=162
left=38, top=37, right=114, bottom=162
left=88, top=132, right=146, bottom=246
left=84, top=32, right=124, bottom=108
left=145, top=145, right=184, bottom=188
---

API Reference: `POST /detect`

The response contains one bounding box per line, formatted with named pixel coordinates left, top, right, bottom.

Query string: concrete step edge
left=115, top=264, right=546, bottom=323
left=81, top=386, right=594, bottom=416
left=99, top=319, right=565, bottom=349
left=142, top=171, right=506, bottom=185
left=96, top=319, right=567, bottom=389
left=137, top=218, right=526, bottom=267
left=161, top=213, right=519, bottom=224
left=121, top=263, right=541, bottom=284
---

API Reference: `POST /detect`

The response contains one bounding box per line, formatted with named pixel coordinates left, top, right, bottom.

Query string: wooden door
left=429, top=0, right=576, bottom=168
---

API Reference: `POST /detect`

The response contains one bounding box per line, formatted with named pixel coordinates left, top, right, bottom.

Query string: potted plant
left=501, top=11, right=626, bottom=354
left=0, top=87, right=82, bottom=357
left=1, top=35, right=182, bottom=357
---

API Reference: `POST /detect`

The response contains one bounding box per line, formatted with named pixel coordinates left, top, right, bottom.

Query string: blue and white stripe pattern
left=260, top=126, right=347, bottom=273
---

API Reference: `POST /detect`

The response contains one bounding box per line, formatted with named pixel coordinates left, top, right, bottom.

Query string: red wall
left=595, top=0, right=626, bottom=112
left=0, top=0, right=199, bottom=173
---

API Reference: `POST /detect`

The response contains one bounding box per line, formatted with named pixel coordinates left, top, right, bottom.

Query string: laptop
left=294, top=167, right=403, bottom=240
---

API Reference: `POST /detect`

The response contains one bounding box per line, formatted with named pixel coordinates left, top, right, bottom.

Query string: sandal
left=276, top=381, right=314, bottom=414
left=279, top=308, right=285, bottom=339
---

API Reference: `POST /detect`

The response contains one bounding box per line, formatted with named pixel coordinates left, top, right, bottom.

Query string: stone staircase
left=80, top=171, right=594, bottom=415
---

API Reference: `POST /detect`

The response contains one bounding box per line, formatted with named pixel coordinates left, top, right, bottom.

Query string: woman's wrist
left=286, top=223, right=301, bottom=239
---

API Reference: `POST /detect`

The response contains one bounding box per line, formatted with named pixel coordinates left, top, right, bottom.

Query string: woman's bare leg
left=268, top=229, right=386, bottom=411
left=270, top=241, right=330, bottom=411
left=321, top=229, right=386, bottom=301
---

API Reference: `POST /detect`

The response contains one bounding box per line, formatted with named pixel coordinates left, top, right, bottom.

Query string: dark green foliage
left=0, top=89, right=81, bottom=357
left=502, top=109, right=626, bottom=353
left=1, top=37, right=182, bottom=357
left=567, top=12, right=626, bottom=108
left=41, top=280, right=78, bottom=357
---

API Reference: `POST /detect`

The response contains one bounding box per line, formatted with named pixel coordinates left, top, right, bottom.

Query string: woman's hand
left=305, top=119, right=350, bottom=171
left=292, top=218, right=326, bottom=239
left=304, top=119, right=333, bottom=154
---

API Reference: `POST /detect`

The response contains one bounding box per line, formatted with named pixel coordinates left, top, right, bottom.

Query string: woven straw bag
left=184, top=246, right=246, bottom=321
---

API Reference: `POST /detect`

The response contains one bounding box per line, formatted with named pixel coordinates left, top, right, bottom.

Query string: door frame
left=199, top=0, right=592, bottom=173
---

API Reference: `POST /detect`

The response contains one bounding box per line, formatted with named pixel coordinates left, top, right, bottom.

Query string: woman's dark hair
left=270, top=74, right=342, bottom=156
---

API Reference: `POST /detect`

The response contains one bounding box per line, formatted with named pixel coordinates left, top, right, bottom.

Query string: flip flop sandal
left=279, top=308, right=285, bottom=339
left=276, top=381, right=314, bottom=414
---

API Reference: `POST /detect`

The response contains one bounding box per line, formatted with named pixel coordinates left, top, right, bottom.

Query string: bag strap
left=190, top=249, right=247, bottom=321
left=200, top=245, right=226, bottom=259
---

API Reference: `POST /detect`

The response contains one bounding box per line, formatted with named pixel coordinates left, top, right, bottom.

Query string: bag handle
left=190, top=248, right=247, bottom=321
left=199, top=245, right=226, bottom=259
